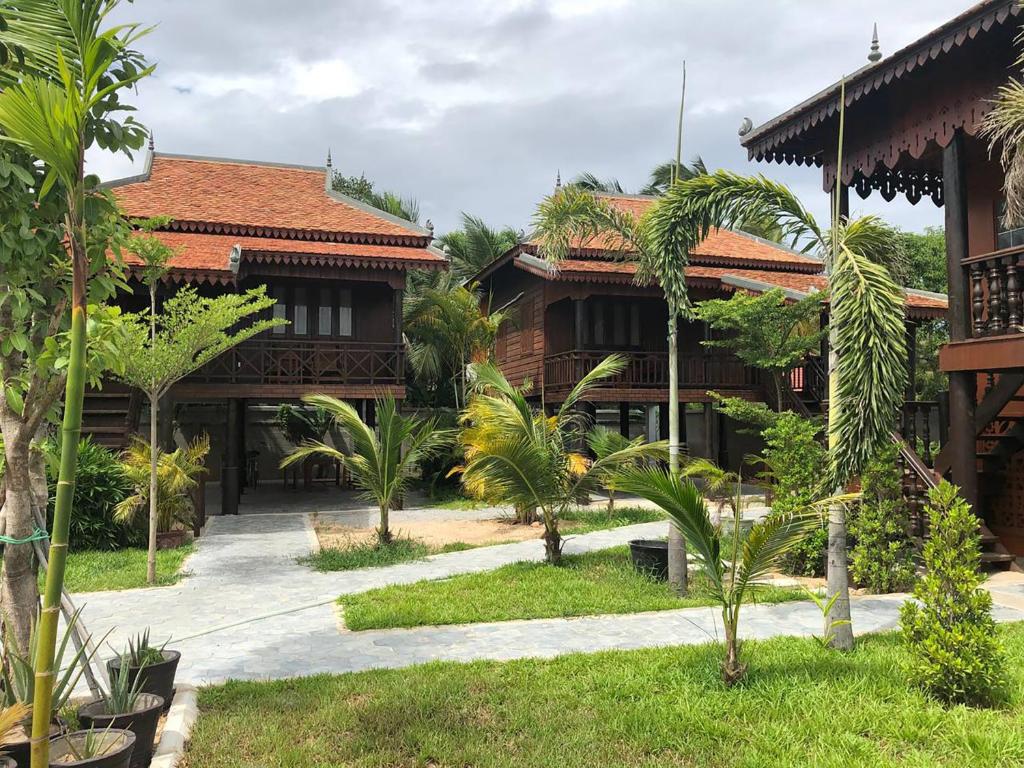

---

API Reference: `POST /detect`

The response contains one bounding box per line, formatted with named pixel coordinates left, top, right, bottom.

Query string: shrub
left=761, top=413, right=828, bottom=577
left=899, top=481, right=1006, bottom=706
left=46, top=439, right=138, bottom=551
left=849, top=442, right=915, bottom=593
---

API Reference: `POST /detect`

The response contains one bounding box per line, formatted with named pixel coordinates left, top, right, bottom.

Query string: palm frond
left=557, top=353, right=627, bottom=419
left=736, top=510, right=823, bottom=590
left=980, top=74, right=1024, bottom=227
left=531, top=185, right=642, bottom=264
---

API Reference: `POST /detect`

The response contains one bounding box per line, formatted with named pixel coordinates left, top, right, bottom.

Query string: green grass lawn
left=183, top=625, right=1024, bottom=768
left=51, top=545, right=194, bottom=593
left=301, top=506, right=665, bottom=573
left=341, top=546, right=803, bottom=630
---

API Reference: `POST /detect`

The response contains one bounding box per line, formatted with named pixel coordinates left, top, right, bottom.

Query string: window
left=318, top=286, right=333, bottom=336
left=271, top=285, right=287, bottom=335
left=997, top=200, right=1024, bottom=249
left=293, top=286, right=308, bottom=336
left=338, top=289, right=353, bottom=337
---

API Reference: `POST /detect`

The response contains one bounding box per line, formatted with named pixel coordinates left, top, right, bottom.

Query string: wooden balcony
left=174, top=339, right=405, bottom=399
left=542, top=349, right=760, bottom=402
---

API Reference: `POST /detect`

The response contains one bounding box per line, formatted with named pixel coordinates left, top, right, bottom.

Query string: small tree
left=900, top=481, right=1006, bottom=706
left=459, top=356, right=667, bottom=564
left=695, top=288, right=826, bottom=412
left=614, top=464, right=825, bottom=684
left=281, top=394, right=453, bottom=543
left=116, top=279, right=282, bottom=583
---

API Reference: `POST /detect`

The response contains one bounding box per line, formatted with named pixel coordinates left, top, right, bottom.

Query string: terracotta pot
left=47, top=729, right=135, bottom=768
left=78, top=693, right=164, bottom=768
left=155, top=530, right=189, bottom=550
left=107, top=651, right=180, bottom=713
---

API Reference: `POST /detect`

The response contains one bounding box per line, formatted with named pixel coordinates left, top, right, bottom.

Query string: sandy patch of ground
left=314, top=516, right=544, bottom=550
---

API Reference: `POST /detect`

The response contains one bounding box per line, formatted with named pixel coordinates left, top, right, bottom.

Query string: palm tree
left=0, top=2, right=153, bottom=761
left=651, top=170, right=908, bottom=650
left=586, top=426, right=640, bottom=513
left=680, top=457, right=740, bottom=527
left=614, top=464, right=824, bottom=684
left=403, top=283, right=508, bottom=410
left=641, top=156, right=708, bottom=195
left=459, top=355, right=667, bottom=564
left=532, top=184, right=692, bottom=591
left=281, top=395, right=453, bottom=543
left=435, top=213, right=522, bottom=280
left=568, top=172, right=627, bottom=194
left=114, top=435, right=210, bottom=535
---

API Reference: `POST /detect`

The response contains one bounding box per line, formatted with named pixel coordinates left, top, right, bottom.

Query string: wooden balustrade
left=967, top=248, right=1024, bottom=336
left=186, top=339, right=405, bottom=387
left=900, top=399, right=941, bottom=467
left=542, top=349, right=757, bottom=391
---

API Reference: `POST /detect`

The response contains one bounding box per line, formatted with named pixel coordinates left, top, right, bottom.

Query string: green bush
left=899, top=481, right=1006, bottom=706
left=761, top=413, right=828, bottom=577
left=47, top=438, right=138, bottom=551
left=849, top=442, right=915, bottom=593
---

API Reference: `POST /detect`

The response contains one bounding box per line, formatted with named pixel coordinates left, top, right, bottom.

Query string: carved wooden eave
left=740, top=0, right=1022, bottom=206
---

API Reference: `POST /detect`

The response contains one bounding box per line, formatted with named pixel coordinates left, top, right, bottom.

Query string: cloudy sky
left=90, top=0, right=972, bottom=235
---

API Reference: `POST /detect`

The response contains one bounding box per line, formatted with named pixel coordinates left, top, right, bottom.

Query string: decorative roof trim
left=719, top=274, right=820, bottom=302
left=741, top=0, right=1020, bottom=161
left=155, top=218, right=431, bottom=248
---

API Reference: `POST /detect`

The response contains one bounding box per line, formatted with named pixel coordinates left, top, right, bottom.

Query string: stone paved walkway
left=75, top=511, right=1024, bottom=688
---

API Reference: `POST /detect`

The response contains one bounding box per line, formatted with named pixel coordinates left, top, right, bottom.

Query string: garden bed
left=302, top=506, right=664, bottom=572
left=181, top=624, right=1024, bottom=767
left=340, top=545, right=804, bottom=630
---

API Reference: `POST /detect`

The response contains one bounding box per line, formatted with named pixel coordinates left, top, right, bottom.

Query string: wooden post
left=658, top=402, right=669, bottom=443
left=943, top=130, right=978, bottom=509
left=394, top=288, right=404, bottom=344
left=703, top=402, right=719, bottom=464
left=222, top=399, right=241, bottom=515
left=618, top=402, right=630, bottom=438
left=905, top=322, right=918, bottom=402
left=573, top=299, right=586, bottom=350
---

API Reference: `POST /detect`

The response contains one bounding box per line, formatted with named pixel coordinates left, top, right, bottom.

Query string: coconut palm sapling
left=282, top=395, right=453, bottom=544
left=458, top=355, right=667, bottom=564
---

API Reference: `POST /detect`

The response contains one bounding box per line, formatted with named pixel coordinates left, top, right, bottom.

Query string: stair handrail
left=892, top=432, right=939, bottom=490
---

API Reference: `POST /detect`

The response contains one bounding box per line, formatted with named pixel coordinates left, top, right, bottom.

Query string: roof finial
left=868, top=23, right=882, bottom=63
left=147, top=131, right=154, bottom=152
left=326, top=148, right=332, bottom=168
left=555, top=169, right=561, bottom=189
left=426, top=219, right=434, bottom=238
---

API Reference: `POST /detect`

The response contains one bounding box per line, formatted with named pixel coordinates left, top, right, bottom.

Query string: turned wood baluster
left=921, top=403, right=932, bottom=467
left=970, top=262, right=986, bottom=336
left=987, top=259, right=1005, bottom=333
left=1006, top=255, right=1022, bottom=331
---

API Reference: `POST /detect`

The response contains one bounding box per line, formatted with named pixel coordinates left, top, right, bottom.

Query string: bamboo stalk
left=31, top=227, right=88, bottom=767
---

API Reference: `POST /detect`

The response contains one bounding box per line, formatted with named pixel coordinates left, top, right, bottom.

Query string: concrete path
left=75, top=510, right=1024, bottom=688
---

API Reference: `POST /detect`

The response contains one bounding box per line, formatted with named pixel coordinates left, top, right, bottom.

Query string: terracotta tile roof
left=526, top=193, right=821, bottom=272
left=513, top=255, right=947, bottom=317
left=111, top=153, right=429, bottom=241
left=121, top=231, right=443, bottom=284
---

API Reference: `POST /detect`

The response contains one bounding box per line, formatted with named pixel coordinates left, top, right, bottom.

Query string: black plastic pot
left=107, top=650, right=180, bottom=712
left=48, top=730, right=135, bottom=768
left=0, top=755, right=17, bottom=768
left=78, top=693, right=163, bottom=768
left=628, top=539, right=669, bottom=580
left=5, top=721, right=65, bottom=768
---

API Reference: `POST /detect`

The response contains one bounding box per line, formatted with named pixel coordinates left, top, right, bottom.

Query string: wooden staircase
left=80, top=384, right=142, bottom=452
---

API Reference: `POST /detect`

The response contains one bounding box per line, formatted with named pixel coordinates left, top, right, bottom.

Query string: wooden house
left=741, top=0, right=1024, bottom=556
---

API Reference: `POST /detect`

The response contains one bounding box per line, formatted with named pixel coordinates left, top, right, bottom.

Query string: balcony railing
left=186, top=339, right=404, bottom=387
left=967, top=247, right=1024, bottom=336
left=543, top=349, right=757, bottom=392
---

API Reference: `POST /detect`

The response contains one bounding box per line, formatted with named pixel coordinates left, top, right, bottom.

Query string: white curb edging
left=150, top=685, right=199, bottom=768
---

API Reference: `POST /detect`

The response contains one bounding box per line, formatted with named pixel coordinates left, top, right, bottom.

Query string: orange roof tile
left=111, top=154, right=428, bottom=241
left=121, top=231, right=442, bottom=282
left=513, top=255, right=947, bottom=317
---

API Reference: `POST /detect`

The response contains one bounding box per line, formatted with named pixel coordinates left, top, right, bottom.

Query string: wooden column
left=658, top=402, right=669, bottom=442
left=703, top=403, right=719, bottom=464
left=157, top=395, right=175, bottom=452
left=905, top=322, right=918, bottom=402
left=618, top=402, right=630, bottom=438
left=393, top=288, right=404, bottom=344
left=573, top=299, right=586, bottom=349
left=222, top=398, right=242, bottom=515
left=943, top=130, right=978, bottom=509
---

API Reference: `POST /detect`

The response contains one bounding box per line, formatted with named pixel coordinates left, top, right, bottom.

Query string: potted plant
left=78, top=654, right=163, bottom=768
left=0, top=612, right=101, bottom=766
left=114, top=436, right=209, bottom=549
left=106, top=632, right=179, bottom=713
left=0, top=703, right=31, bottom=767
left=627, top=539, right=669, bottom=579
left=48, top=728, right=136, bottom=768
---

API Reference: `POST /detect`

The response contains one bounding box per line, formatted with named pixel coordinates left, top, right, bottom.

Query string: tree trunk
left=32, top=214, right=89, bottom=768
left=148, top=284, right=159, bottom=585
left=721, top=613, right=746, bottom=686
left=773, top=373, right=785, bottom=413
left=0, top=423, right=39, bottom=656
left=666, top=315, right=688, bottom=596
left=825, top=330, right=854, bottom=650
left=543, top=524, right=562, bottom=565
left=378, top=505, right=391, bottom=544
